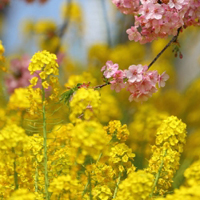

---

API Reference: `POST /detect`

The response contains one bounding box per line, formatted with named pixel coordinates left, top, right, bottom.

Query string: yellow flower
left=146, top=116, right=187, bottom=195
left=28, top=50, right=58, bottom=75
left=116, top=170, right=154, bottom=200
left=30, top=77, right=38, bottom=86
left=42, top=81, right=49, bottom=89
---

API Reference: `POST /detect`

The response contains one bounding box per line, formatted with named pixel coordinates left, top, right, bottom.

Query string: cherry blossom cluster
left=101, top=60, right=169, bottom=102
left=112, top=0, right=200, bottom=43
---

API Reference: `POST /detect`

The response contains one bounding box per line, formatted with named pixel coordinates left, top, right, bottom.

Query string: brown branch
left=94, top=28, right=182, bottom=90
left=148, top=27, right=182, bottom=69
left=94, top=82, right=110, bottom=90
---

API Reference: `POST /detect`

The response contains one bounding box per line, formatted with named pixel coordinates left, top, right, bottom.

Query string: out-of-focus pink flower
left=126, top=26, right=142, bottom=42
left=101, top=60, right=119, bottom=79
left=158, top=71, right=169, bottom=87
left=110, top=70, right=126, bottom=92
left=56, top=52, right=65, bottom=65
left=112, top=0, right=140, bottom=14
left=5, top=55, right=34, bottom=94
left=110, top=79, right=126, bottom=92
left=168, top=0, right=184, bottom=10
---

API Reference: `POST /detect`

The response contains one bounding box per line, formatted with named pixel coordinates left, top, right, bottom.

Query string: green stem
left=13, top=159, right=18, bottom=190
left=89, top=173, right=93, bottom=200
left=82, top=153, right=103, bottom=197
left=113, top=172, right=121, bottom=199
left=42, top=86, right=49, bottom=200
left=150, top=150, right=167, bottom=198
left=35, top=159, right=39, bottom=193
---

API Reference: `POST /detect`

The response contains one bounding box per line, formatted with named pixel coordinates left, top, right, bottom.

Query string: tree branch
left=148, top=27, right=182, bottom=69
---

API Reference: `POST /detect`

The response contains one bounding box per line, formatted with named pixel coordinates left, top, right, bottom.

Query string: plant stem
left=113, top=172, right=121, bottom=199
left=89, top=173, right=93, bottom=200
left=148, top=27, right=182, bottom=69
left=82, top=153, right=103, bottom=197
left=13, top=150, right=18, bottom=190
left=150, top=150, right=167, bottom=198
left=42, top=86, right=49, bottom=200
left=35, top=159, right=39, bottom=193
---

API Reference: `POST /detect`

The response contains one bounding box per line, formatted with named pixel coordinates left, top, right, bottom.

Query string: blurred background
left=1, top=0, right=200, bottom=188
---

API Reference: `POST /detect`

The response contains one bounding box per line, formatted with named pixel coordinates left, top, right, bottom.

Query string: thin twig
left=94, top=82, right=110, bottom=90
left=148, top=27, right=182, bottom=69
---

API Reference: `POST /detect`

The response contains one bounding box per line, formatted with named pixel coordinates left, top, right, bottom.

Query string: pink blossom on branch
left=112, top=0, right=140, bottom=14
left=101, top=62, right=169, bottom=102
left=110, top=70, right=126, bottom=92
left=158, top=71, right=169, bottom=87
left=125, top=64, right=143, bottom=83
left=112, top=0, right=200, bottom=43
left=101, top=60, right=119, bottom=79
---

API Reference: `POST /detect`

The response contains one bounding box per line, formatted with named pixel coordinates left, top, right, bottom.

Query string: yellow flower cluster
left=99, top=88, right=122, bottom=123
left=0, top=124, right=27, bottom=152
left=49, top=175, right=82, bottom=200
left=92, top=185, right=112, bottom=200
left=128, top=104, right=168, bottom=160
left=8, top=188, right=36, bottom=200
left=69, top=88, right=101, bottom=123
left=28, top=50, right=58, bottom=79
left=65, top=72, right=97, bottom=88
left=104, top=120, right=129, bottom=143
left=147, top=116, right=187, bottom=195
left=155, top=116, right=186, bottom=152
left=27, top=50, right=59, bottom=114
left=91, top=163, right=115, bottom=186
left=8, top=88, right=35, bottom=111
left=109, top=143, right=135, bottom=174
left=26, top=87, right=42, bottom=115
left=70, top=121, right=108, bottom=164
left=184, top=159, right=200, bottom=186
left=156, top=185, right=200, bottom=200
left=116, top=170, right=154, bottom=200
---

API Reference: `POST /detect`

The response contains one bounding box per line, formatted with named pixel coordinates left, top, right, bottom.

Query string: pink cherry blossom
left=168, top=0, right=184, bottom=10
left=112, top=0, right=200, bottom=44
left=110, top=79, right=126, bottom=92
left=125, top=64, right=143, bottom=83
left=101, top=61, right=169, bottom=102
left=110, top=70, right=126, bottom=92
left=112, top=0, right=140, bottom=14
left=101, top=60, right=119, bottom=79
left=158, top=71, right=169, bottom=87
left=126, top=26, right=142, bottom=42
